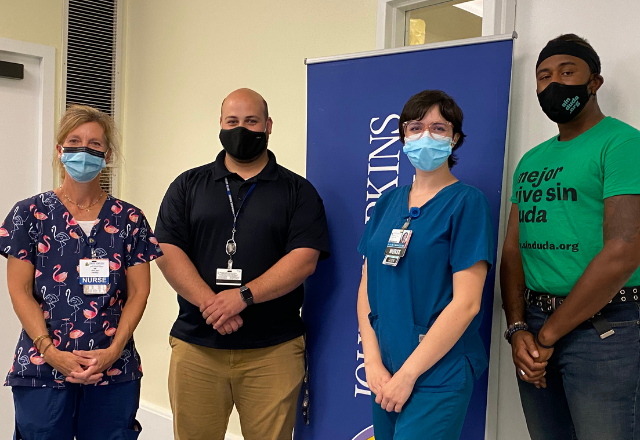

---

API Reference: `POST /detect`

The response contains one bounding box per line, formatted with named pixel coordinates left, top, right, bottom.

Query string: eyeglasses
left=402, top=120, right=454, bottom=140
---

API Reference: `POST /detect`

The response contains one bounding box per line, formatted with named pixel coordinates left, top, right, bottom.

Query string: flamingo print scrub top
left=0, top=191, right=162, bottom=388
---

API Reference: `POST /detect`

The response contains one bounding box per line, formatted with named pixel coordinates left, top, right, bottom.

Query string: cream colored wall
left=0, top=1, right=63, bottom=435
left=0, top=0, right=64, bottom=148
left=120, top=0, right=377, bottom=435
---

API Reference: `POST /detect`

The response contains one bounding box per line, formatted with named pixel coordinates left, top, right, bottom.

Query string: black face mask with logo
left=537, top=79, right=592, bottom=124
left=219, top=126, right=268, bottom=161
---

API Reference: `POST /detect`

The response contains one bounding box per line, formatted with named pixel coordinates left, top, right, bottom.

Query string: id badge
left=216, top=268, right=242, bottom=286
left=79, top=259, right=109, bottom=295
left=384, top=229, right=412, bottom=258
left=382, top=255, right=400, bottom=266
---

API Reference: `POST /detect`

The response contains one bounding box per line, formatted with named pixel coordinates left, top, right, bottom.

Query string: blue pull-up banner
left=297, top=37, right=513, bottom=440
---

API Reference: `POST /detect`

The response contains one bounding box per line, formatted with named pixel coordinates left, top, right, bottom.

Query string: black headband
left=536, top=40, right=601, bottom=74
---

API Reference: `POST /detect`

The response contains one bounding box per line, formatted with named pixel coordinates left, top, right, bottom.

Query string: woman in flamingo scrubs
left=0, top=105, right=163, bottom=440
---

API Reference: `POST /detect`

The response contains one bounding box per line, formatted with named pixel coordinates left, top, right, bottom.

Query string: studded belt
left=525, top=286, right=640, bottom=339
left=525, top=286, right=640, bottom=314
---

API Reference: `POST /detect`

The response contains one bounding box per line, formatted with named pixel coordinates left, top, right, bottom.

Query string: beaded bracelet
left=504, top=321, right=529, bottom=344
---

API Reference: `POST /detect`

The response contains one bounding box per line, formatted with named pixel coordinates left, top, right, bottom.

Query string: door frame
left=0, top=37, right=55, bottom=192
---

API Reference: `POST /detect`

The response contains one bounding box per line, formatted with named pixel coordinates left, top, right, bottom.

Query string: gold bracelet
left=40, top=341, right=54, bottom=358
left=32, top=334, right=51, bottom=351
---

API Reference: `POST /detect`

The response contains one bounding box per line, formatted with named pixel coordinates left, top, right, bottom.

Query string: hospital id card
left=216, top=268, right=242, bottom=286
left=384, top=229, right=412, bottom=257
left=79, top=259, right=109, bottom=295
left=382, top=255, right=400, bottom=266
left=382, top=229, right=412, bottom=266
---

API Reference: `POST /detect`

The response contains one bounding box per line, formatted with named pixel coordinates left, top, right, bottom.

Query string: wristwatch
left=239, top=285, right=254, bottom=306
left=504, top=321, right=529, bottom=344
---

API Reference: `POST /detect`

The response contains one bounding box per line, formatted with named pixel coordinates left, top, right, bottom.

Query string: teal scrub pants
left=371, top=361, right=473, bottom=440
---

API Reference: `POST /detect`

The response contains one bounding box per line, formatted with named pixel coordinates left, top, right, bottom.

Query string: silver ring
left=519, top=369, right=526, bottom=376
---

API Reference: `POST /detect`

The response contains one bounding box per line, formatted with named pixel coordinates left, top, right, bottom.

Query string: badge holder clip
left=382, top=213, right=417, bottom=267
left=216, top=229, right=243, bottom=286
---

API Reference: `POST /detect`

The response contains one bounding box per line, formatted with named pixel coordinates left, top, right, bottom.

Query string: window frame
left=376, top=0, right=517, bottom=49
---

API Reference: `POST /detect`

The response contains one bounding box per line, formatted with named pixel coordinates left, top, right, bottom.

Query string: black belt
left=525, top=286, right=640, bottom=339
left=525, top=286, right=640, bottom=313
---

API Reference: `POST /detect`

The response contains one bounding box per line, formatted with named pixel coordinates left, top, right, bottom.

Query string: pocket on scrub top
left=412, top=324, right=467, bottom=391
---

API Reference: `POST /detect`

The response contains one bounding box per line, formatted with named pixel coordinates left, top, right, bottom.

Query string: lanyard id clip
left=216, top=178, right=256, bottom=286
left=382, top=211, right=418, bottom=267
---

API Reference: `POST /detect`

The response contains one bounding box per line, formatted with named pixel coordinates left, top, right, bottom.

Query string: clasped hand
left=200, top=288, right=246, bottom=335
left=45, top=347, right=121, bottom=385
left=367, top=361, right=415, bottom=413
left=511, top=331, right=553, bottom=389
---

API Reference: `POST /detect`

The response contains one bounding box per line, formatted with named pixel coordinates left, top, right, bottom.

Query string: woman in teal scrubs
left=357, top=90, right=494, bottom=440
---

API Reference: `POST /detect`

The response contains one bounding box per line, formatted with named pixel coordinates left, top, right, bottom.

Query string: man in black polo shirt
left=155, top=88, right=330, bottom=440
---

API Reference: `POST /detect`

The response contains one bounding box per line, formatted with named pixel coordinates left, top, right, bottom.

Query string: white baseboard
left=138, top=400, right=243, bottom=440
left=137, top=400, right=173, bottom=440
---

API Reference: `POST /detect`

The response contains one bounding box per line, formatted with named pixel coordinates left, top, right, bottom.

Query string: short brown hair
left=399, top=90, right=466, bottom=168
left=54, top=105, right=120, bottom=181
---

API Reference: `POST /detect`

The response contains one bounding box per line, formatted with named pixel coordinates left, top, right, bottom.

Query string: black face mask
left=219, top=126, right=268, bottom=161
left=537, top=79, right=592, bottom=124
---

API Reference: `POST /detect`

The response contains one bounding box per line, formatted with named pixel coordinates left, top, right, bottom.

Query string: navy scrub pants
left=371, top=361, right=474, bottom=440
left=13, top=379, right=141, bottom=440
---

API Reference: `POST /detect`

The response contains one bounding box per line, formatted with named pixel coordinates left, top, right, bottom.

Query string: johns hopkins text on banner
left=297, top=38, right=514, bottom=440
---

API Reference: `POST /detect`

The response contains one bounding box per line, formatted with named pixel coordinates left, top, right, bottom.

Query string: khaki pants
left=168, top=335, right=305, bottom=440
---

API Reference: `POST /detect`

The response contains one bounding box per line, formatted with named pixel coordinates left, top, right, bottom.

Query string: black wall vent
left=65, top=0, right=117, bottom=116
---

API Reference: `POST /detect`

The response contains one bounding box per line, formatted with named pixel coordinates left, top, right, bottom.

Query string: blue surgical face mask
left=60, top=147, right=107, bottom=183
left=402, top=133, right=453, bottom=172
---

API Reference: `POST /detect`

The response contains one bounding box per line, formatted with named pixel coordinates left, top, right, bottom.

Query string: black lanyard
left=224, top=177, right=256, bottom=267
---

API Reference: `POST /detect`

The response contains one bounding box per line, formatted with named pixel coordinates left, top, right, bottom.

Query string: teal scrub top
left=358, top=182, right=494, bottom=391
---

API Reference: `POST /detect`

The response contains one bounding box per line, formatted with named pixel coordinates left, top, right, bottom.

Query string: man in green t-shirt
left=501, top=34, right=640, bottom=440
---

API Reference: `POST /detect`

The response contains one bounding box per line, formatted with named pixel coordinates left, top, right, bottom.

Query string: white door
left=0, top=38, right=55, bottom=436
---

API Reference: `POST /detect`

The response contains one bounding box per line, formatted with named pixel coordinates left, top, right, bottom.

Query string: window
left=63, top=0, right=123, bottom=196
left=406, top=1, right=483, bottom=46
left=377, top=0, right=516, bottom=49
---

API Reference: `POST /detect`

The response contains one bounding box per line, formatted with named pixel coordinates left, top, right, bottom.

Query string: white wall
left=495, top=1, right=640, bottom=439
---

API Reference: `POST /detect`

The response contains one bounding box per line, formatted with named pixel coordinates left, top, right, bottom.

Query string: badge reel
left=79, top=252, right=110, bottom=295
left=216, top=233, right=242, bottom=286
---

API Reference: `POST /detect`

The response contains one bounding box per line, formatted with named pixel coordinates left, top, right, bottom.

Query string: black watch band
left=239, top=285, right=254, bottom=306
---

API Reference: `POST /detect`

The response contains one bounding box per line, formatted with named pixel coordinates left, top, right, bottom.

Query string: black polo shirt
left=155, top=150, right=330, bottom=349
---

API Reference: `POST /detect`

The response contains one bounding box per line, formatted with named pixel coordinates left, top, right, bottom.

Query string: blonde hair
left=54, top=105, right=121, bottom=181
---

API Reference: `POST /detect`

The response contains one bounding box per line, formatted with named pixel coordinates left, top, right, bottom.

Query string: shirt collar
left=213, top=149, right=279, bottom=182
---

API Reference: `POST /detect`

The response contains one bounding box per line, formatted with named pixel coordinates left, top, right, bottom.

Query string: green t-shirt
left=511, top=117, right=640, bottom=294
